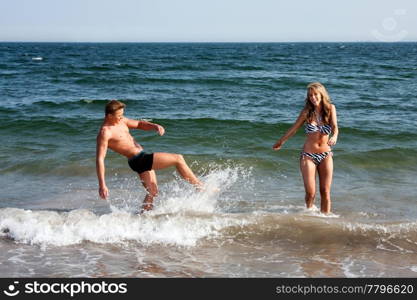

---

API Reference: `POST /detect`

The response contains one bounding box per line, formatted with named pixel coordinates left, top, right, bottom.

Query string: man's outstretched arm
left=96, top=128, right=110, bottom=199
left=125, top=118, right=165, bottom=136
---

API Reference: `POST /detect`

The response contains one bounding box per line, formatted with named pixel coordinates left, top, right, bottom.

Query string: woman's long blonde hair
left=304, top=82, right=332, bottom=124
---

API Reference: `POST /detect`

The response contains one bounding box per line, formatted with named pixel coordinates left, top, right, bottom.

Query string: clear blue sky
left=0, top=0, right=416, bottom=42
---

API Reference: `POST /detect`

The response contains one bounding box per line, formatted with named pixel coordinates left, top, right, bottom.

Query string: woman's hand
left=272, top=140, right=284, bottom=151
left=328, top=136, right=337, bottom=146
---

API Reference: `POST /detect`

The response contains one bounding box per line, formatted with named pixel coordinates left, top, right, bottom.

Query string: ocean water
left=0, top=42, right=417, bottom=277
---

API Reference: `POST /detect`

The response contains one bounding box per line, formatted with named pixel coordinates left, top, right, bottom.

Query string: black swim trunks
left=128, top=151, right=154, bottom=174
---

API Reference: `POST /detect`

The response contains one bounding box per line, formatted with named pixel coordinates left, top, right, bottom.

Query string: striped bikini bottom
left=300, top=151, right=333, bottom=165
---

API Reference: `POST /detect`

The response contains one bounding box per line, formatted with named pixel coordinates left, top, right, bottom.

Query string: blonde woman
left=273, top=82, right=339, bottom=213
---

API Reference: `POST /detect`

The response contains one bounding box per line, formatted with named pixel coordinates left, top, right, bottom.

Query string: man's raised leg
left=152, top=153, right=202, bottom=187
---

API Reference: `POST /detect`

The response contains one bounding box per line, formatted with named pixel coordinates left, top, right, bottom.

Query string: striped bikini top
left=305, top=123, right=332, bottom=135
left=305, top=111, right=332, bottom=135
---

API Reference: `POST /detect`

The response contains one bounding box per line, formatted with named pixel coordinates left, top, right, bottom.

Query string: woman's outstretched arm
left=273, top=109, right=307, bottom=150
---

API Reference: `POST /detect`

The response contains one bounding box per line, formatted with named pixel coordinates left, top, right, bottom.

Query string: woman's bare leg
left=317, top=154, right=333, bottom=214
left=300, top=156, right=317, bottom=209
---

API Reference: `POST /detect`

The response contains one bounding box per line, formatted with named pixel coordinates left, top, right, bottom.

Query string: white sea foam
left=341, top=257, right=363, bottom=277
left=342, top=221, right=417, bottom=235
left=154, top=165, right=241, bottom=214
left=301, top=205, right=340, bottom=218
left=0, top=166, right=250, bottom=247
left=0, top=207, right=249, bottom=247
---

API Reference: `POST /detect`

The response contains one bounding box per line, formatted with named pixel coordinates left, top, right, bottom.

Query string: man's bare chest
left=109, top=126, right=132, bottom=143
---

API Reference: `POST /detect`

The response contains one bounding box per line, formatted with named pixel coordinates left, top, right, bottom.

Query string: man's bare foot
left=140, top=202, right=154, bottom=214
left=195, top=183, right=205, bottom=192
left=196, top=184, right=220, bottom=194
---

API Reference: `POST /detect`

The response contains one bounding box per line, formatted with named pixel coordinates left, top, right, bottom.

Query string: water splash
left=0, top=165, right=253, bottom=247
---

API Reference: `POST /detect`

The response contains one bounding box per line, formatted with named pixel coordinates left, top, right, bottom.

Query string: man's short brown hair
left=105, top=100, right=125, bottom=115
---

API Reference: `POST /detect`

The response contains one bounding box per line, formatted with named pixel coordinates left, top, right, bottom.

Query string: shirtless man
left=96, top=100, right=203, bottom=211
